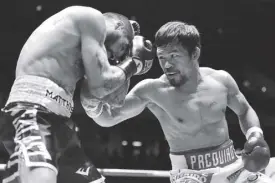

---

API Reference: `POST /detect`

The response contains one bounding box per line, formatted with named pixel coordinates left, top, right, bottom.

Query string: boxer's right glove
left=242, top=127, right=270, bottom=172
left=117, top=35, right=155, bottom=79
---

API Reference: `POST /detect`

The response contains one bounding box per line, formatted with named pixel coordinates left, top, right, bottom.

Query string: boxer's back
left=147, top=67, right=230, bottom=152
left=16, top=6, right=87, bottom=94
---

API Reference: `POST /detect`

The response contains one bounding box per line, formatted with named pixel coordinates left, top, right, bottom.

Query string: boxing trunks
left=1, top=75, right=104, bottom=183
left=169, top=140, right=274, bottom=183
left=264, top=158, right=275, bottom=181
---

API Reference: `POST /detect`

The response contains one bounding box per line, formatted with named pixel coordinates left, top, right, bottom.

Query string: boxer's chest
left=154, top=78, right=228, bottom=126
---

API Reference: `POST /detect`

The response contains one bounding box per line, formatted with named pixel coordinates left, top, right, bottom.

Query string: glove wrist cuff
left=246, top=127, right=263, bottom=140
left=116, top=57, right=137, bottom=80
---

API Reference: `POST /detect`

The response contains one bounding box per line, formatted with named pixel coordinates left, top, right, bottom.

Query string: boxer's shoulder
left=130, top=78, right=164, bottom=97
left=65, top=6, right=103, bottom=20
left=200, top=67, right=216, bottom=76
left=201, top=67, right=232, bottom=85
left=67, top=6, right=106, bottom=41
left=137, top=77, right=166, bottom=88
left=212, top=70, right=235, bottom=89
left=200, top=67, right=228, bottom=77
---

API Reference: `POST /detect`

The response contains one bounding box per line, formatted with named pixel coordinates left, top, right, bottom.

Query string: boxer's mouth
left=166, top=72, right=178, bottom=76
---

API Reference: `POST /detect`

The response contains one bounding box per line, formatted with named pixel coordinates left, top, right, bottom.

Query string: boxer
left=0, top=6, right=154, bottom=183
left=91, top=21, right=273, bottom=183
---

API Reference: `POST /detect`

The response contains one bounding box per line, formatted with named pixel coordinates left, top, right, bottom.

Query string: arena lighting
left=132, top=141, right=142, bottom=147
left=36, top=5, right=43, bottom=11
left=243, top=80, right=250, bottom=87
left=217, top=28, right=223, bottom=34
left=261, top=86, right=267, bottom=92
left=121, top=140, right=128, bottom=146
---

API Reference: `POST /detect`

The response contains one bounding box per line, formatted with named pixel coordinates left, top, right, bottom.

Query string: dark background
left=0, top=0, right=274, bottom=182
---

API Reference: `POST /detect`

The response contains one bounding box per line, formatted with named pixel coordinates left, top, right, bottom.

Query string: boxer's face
left=105, top=30, right=132, bottom=65
left=157, top=42, right=194, bottom=86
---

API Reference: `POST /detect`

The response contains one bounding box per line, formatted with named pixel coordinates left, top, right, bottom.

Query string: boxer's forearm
left=238, top=106, right=261, bottom=135
left=84, top=68, right=126, bottom=99
left=93, top=94, right=148, bottom=127
left=91, top=67, right=127, bottom=98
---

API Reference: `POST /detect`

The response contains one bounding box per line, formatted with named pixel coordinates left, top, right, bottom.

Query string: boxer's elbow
left=238, top=105, right=260, bottom=130
left=238, top=102, right=254, bottom=120
left=93, top=117, right=119, bottom=127
left=95, top=121, right=116, bottom=127
left=83, top=109, right=114, bottom=126
left=96, top=111, right=126, bottom=127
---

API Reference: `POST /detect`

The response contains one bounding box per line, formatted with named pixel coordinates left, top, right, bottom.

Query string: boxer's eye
left=158, top=56, right=164, bottom=61
left=171, top=54, right=178, bottom=58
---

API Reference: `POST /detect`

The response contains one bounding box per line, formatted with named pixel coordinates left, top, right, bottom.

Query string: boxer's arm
left=92, top=79, right=153, bottom=127
left=221, top=71, right=261, bottom=135
left=77, top=8, right=126, bottom=98
left=222, top=71, right=270, bottom=172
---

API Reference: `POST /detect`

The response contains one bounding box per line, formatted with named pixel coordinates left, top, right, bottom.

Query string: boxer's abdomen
left=166, top=120, right=229, bottom=153
left=147, top=74, right=230, bottom=152
left=149, top=101, right=229, bottom=152
left=15, top=8, right=83, bottom=94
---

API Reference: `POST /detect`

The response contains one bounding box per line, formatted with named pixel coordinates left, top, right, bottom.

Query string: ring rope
left=0, top=164, right=170, bottom=178
left=98, top=168, right=170, bottom=177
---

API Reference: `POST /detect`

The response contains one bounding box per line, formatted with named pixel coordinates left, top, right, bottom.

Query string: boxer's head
left=103, top=12, right=134, bottom=65
left=155, top=21, right=201, bottom=86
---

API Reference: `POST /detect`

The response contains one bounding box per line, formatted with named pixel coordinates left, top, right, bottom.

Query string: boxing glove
left=130, top=20, right=140, bottom=35
left=242, top=128, right=270, bottom=172
left=132, top=35, right=155, bottom=75
left=117, top=35, right=155, bottom=79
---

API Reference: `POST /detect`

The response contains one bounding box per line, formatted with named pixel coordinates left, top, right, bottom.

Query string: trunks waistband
left=5, top=75, right=74, bottom=117
left=170, top=139, right=238, bottom=170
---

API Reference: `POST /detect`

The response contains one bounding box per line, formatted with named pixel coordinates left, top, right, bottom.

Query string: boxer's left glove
left=130, top=20, right=140, bottom=35
left=116, top=35, right=155, bottom=79
left=131, top=35, right=155, bottom=75
left=242, top=127, right=270, bottom=172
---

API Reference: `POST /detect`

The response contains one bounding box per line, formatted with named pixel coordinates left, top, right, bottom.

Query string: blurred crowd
left=87, top=138, right=171, bottom=170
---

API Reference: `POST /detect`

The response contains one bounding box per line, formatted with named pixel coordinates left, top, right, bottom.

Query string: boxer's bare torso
left=95, top=67, right=230, bottom=152
left=147, top=68, right=229, bottom=152
left=15, top=6, right=127, bottom=98
left=16, top=7, right=85, bottom=94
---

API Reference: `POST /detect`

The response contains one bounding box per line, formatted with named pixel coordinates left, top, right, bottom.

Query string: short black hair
left=103, top=12, right=134, bottom=44
left=155, top=21, right=201, bottom=55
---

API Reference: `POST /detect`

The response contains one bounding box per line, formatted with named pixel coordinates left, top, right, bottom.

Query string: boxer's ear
left=191, top=47, right=200, bottom=61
